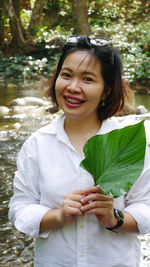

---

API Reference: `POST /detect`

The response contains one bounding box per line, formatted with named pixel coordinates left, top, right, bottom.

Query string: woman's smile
left=64, top=95, right=85, bottom=107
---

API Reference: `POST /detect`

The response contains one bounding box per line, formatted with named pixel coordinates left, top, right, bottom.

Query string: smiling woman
left=8, top=36, right=150, bottom=267
left=55, top=50, right=105, bottom=122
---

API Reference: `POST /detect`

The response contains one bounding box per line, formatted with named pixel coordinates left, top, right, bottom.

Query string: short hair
left=46, top=36, right=125, bottom=121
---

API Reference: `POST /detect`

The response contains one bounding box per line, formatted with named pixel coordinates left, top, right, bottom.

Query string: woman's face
left=55, top=50, right=105, bottom=121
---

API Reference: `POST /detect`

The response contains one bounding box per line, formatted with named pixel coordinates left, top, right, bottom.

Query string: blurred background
left=0, top=0, right=150, bottom=266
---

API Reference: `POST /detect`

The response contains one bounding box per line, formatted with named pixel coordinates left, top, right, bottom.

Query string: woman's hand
left=61, top=189, right=85, bottom=225
left=80, top=186, right=117, bottom=228
left=40, top=189, right=84, bottom=234
left=40, top=186, right=138, bottom=234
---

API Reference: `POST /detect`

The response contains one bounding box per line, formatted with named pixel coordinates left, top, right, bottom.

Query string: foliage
left=98, top=19, right=150, bottom=86
left=0, top=46, right=60, bottom=79
left=43, top=0, right=73, bottom=32
left=80, top=121, right=146, bottom=198
left=0, top=0, right=149, bottom=86
left=20, top=9, right=32, bottom=29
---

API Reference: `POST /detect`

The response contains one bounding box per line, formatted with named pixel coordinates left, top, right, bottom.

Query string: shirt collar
left=37, top=114, right=64, bottom=135
left=38, top=114, right=74, bottom=148
left=97, top=117, right=121, bottom=135
left=38, top=114, right=120, bottom=148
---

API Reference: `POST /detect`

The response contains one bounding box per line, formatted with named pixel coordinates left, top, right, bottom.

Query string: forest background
left=0, top=0, right=150, bottom=93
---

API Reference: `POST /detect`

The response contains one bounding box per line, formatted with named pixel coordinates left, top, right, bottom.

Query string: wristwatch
left=106, top=209, right=124, bottom=232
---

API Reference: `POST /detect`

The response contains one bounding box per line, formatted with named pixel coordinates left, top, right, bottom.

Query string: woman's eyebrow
left=82, top=71, right=97, bottom=78
left=61, top=67, right=72, bottom=72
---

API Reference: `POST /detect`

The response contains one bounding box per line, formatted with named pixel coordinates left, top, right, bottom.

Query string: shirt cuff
left=124, top=203, right=150, bottom=235
left=14, top=204, right=51, bottom=238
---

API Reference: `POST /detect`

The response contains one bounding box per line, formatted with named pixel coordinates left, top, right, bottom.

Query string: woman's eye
left=84, top=77, right=93, bottom=82
left=61, top=72, right=70, bottom=78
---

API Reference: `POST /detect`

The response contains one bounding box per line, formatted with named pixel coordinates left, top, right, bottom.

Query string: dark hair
left=46, top=36, right=125, bottom=121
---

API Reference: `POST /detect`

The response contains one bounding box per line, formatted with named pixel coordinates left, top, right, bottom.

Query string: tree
left=5, top=0, right=37, bottom=52
left=5, top=0, right=26, bottom=47
left=70, top=0, right=92, bottom=35
left=28, top=0, right=44, bottom=35
left=0, top=0, right=5, bottom=48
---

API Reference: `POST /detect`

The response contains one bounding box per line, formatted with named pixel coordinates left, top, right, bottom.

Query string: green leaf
left=80, top=121, right=146, bottom=198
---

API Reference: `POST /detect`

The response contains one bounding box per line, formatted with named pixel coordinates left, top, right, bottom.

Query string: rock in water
left=0, top=106, right=9, bottom=115
left=136, top=105, right=148, bottom=115
left=10, top=97, right=46, bottom=107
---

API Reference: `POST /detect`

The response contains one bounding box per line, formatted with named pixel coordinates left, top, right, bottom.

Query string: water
left=135, top=93, right=150, bottom=111
left=0, top=80, right=57, bottom=266
left=0, top=81, right=150, bottom=266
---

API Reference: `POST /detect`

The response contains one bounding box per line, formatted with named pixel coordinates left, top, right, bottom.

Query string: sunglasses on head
left=66, top=36, right=112, bottom=47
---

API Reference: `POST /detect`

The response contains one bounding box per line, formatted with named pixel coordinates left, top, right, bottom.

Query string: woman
left=9, top=36, right=150, bottom=267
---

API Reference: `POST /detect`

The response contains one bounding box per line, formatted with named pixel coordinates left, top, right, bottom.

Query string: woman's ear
left=107, top=87, right=111, bottom=96
left=102, top=87, right=111, bottom=100
left=99, top=88, right=111, bottom=108
left=102, top=94, right=106, bottom=101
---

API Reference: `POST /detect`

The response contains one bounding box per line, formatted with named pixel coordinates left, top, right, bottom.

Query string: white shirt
left=9, top=115, right=150, bottom=267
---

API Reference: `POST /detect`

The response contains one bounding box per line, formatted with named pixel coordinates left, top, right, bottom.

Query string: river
left=0, top=81, right=150, bottom=266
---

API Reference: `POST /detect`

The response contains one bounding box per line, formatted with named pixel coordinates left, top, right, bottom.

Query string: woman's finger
left=81, top=200, right=113, bottom=212
left=63, top=205, right=83, bottom=216
left=83, top=186, right=104, bottom=195
left=81, top=193, right=113, bottom=205
left=64, top=199, right=82, bottom=209
left=64, top=190, right=85, bottom=203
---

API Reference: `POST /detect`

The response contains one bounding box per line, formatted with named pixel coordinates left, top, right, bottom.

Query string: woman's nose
left=67, top=78, right=81, bottom=93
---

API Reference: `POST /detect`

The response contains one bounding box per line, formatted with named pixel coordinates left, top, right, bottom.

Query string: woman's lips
left=64, top=95, right=85, bottom=107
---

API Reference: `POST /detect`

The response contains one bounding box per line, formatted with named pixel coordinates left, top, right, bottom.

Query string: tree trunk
left=0, top=0, right=5, bottom=48
left=13, top=0, right=20, bottom=17
left=71, top=0, right=92, bottom=35
left=13, top=0, right=27, bottom=39
left=5, top=0, right=36, bottom=51
left=6, top=0, right=27, bottom=47
left=28, top=0, right=44, bottom=34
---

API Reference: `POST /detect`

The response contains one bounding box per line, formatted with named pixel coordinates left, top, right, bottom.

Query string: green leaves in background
left=80, top=121, right=146, bottom=198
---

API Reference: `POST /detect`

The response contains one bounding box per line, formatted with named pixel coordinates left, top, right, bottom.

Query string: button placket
left=77, top=170, right=88, bottom=267
left=77, top=215, right=87, bottom=266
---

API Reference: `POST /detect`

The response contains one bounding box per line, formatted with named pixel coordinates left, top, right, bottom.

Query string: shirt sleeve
left=124, top=144, right=150, bottom=235
left=8, top=136, right=51, bottom=239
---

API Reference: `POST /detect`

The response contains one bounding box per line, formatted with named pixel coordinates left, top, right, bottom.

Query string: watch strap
left=106, top=209, right=124, bottom=232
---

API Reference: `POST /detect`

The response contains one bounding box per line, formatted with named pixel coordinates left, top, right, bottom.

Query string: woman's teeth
left=65, top=97, right=84, bottom=104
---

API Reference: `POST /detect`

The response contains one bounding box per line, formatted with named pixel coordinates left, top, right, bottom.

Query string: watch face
left=115, top=209, right=124, bottom=220
left=106, top=209, right=124, bottom=231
